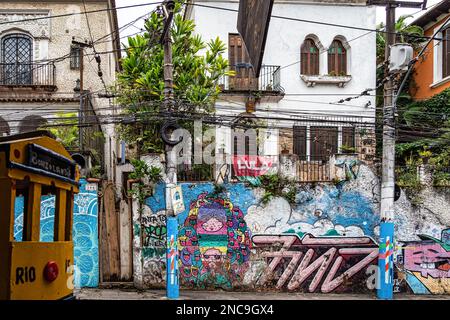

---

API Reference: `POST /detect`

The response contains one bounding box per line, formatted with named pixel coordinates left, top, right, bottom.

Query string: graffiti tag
left=252, top=234, right=378, bottom=293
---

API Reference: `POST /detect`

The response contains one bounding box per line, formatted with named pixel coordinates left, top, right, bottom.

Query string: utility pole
left=368, top=0, right=426, bottom=300
left=159, top=0, right=179, bottom=300
left=72, top=39, right=92, bottom=152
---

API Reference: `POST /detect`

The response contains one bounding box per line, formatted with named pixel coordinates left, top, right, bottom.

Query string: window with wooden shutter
left=443, top=27, right=450, bottom=78
left=328, top=40, right=347, bottom=76
left=310, top=127, right=338, bottom=161
left=342, top=127, right=356, bottom=153
left=228, top=33, right=257, bottom=90
left=301, top=39, right=319, bottom=75
left=293, top=126, right=307, bottom=160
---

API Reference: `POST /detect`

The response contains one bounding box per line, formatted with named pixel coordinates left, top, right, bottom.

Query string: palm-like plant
left=376, top=15, right=424, bottom=64
left=116, top=2, right=233, bottom=154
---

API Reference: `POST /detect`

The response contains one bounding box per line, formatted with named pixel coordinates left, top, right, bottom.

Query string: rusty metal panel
left=237, top=0, right=274, bottom=77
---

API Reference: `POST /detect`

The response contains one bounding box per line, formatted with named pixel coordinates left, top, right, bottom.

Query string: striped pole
left=377, top=222, right=394, bottom=300
left=166, top=217, right=179, bottom=299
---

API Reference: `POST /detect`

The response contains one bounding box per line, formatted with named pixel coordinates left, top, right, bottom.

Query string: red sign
left=232, top=155, right=276, bottom=177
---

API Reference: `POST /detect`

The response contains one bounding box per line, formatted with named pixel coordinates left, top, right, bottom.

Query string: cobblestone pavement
left=76, top=288, right=449, bottom=300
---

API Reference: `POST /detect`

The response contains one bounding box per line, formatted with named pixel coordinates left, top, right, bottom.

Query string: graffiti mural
left=141, top=183, right=257, bottom=288
left=252, top=234, right=378, bottom=293
left=138, top=206, right=167, bottom=286
left=72, top=180, right=99, bottom=288
left=142, top=211, right=167, bottom=247
left=246, top=184, right=379, bottom=238
left=136, top=172, right=449, bottom=295
left=178, top=192, right=252, bottom=288
left=242, top=158, right=380, bottom=238
left=399, top=229, right=450, bottom=294
left=13, top=179, right=99, bottom=288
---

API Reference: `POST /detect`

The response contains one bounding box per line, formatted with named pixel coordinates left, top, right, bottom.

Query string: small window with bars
left=70, top=46, right=81, bottom=70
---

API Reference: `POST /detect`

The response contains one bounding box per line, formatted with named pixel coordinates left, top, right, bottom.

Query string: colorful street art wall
left=178, top=192, right=252, bottom=288
left=137, top=174, right=382, bottom=292
left=135, top=157, right=450, bottom=295
left=137, top=183, right=256, bottom=288
left=13, top=179, right=99, bottom=288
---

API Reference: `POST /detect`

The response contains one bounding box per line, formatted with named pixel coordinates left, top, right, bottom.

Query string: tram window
left=14, top=190, right=28, bottom=242
left=40, top=186, right=57, bottom=243
left=14, top=180, right=30, bottom=242
left=13, top=182, right=58, bottom=242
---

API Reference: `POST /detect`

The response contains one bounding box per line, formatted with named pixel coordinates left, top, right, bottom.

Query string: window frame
left=310, top=126, right=339, bottom=162
left=328, top=39, right=347, bottom=76
left=1, top=33, right=33, bottom=85
left=70, top=45, right=82, bottom=70
left=443, top=27, right=450, bottom=79
left=301, top=39, right=320, bottom=76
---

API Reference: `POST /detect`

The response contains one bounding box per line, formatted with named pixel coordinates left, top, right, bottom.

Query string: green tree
left=396, top=88, right=450, bottom=165
left=116, top=3, right=234, bottom=154
left=42, top=112, right=79, bottom=149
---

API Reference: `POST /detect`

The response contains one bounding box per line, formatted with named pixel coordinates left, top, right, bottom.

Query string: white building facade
left=186, top=0, right=377, bottom=180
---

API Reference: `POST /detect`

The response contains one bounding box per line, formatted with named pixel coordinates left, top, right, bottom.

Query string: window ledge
left=300, top=75, right=352, bottom=88
left=430, top=75, right=450, bottom=89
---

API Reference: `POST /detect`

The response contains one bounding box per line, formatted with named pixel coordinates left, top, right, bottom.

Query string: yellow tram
left=0, top=131, right=80, bottom=300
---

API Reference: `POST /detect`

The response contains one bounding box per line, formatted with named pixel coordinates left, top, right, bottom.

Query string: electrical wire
left=189, top=2, right=441, bottom=41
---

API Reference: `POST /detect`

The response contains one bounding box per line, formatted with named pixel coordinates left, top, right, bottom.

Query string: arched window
left=19, top=115, right=47, bottom=133
left=301, top=39, right=319, bottom=75
left=1, top=34, right=32, bottom=85
left=328, top=40, right=347, bottom=76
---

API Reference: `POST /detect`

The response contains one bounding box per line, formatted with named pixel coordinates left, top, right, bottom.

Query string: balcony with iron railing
left=0, top=62, right=56, bottom=92
left=219, top=64, right=284, bottom=96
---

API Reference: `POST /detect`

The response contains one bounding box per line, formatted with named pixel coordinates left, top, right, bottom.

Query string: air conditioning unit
left=389, top=43, right=414, bottom=73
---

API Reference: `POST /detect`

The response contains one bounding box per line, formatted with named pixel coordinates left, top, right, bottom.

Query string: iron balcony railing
left=0, top=62, right=56, bottom=87
left=219, top=64, right=284, bottom=93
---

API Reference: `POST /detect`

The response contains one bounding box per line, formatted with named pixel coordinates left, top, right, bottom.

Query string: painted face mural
left=178, top=192, right=252, bottom=288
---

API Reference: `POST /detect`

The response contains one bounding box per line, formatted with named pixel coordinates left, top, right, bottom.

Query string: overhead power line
left=189, top=2, right=442, bottom=41
left=0, top=1, right=164, bottom=26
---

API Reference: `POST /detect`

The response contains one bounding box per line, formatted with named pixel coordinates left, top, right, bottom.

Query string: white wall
left=189, top=1, right=377, bottom=156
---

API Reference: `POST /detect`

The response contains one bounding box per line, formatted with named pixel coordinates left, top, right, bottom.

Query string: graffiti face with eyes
left=202, top=217, right=224, bottom=232
left=202, top=248, right=224, bottom=269
left=404, top=242, right=450, bottom=278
